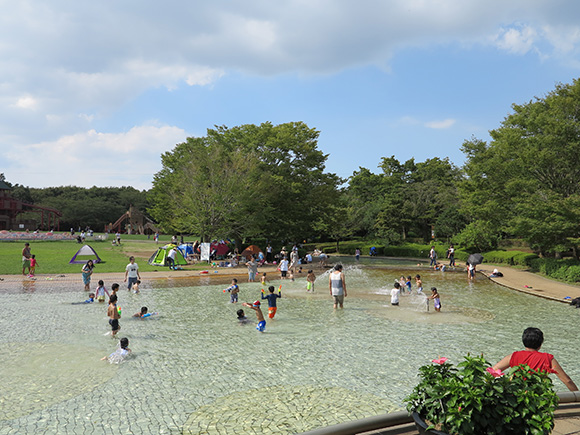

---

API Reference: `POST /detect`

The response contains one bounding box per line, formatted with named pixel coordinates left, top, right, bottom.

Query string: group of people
left=387, top=274, right=441, bottom=311
left=79, top=256, right=150, bottom=363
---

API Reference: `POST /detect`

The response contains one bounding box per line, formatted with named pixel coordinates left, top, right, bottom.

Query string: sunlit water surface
left=1, top=261, right=579, bottom=434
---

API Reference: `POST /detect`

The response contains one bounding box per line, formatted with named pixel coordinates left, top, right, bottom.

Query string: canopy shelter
left=241, top=245, right=263, bottom=260
left=148, top=244, right=187, bottom=267
left=69, top=244, right=101, bottom=264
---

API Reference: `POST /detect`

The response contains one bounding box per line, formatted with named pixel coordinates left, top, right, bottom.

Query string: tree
left=149, top=137, right=263, bottom=241
left=459, top=79, right=580, bottom=254
left=149, top=122, right=341, bottom=243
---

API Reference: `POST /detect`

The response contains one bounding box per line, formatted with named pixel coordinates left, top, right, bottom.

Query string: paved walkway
left=477, top=263, right=580, bottom=303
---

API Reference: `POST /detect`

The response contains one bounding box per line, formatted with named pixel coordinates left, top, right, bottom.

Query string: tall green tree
left=459, top=79, right=580, bottom=255
left=149, top=122, right=341, bottom=243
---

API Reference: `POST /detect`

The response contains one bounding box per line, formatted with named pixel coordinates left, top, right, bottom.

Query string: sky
left=2, top=0, right=580, bottom=190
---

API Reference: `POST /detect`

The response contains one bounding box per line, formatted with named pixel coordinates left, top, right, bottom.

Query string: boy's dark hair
left=431, top=287, right=437, bottom=292
left=394, top=282, right=400, bottom=289
left=268, top=285, right=275, bottom=293
left=120, top=337, right=129, bottom=349
left=236, top=309, right=245, bottom=319
left=136, top=280, right=141, bottom=284
left=334, top=263, right=343, bottom=271
left=98, top=280, right=104, bottom=286
left=32, top=254, right=35, bottom=259
left=141, top=306, right=148, bottom=314
left=407, top=276, right=411, bottom=280
left=522, top=327, right=544, bottom=350
left=232, top=278, right=237, bottom=283
left=415, top=274, right=421, bottom=279
left=110, top=294, right=118, bottom=303
left=308, top=269, right=313, bottom=274
left=111, top=283, right=120, bottom=290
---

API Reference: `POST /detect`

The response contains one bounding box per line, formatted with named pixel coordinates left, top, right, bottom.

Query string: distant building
left=0, top=181, right=62, bottom=231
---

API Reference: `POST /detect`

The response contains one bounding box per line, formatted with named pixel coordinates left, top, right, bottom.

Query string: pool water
left=1, top=264, right=579, bottom=434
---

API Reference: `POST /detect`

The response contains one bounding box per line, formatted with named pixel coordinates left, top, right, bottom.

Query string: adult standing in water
left=82, top=259, right=94, bottom=291
left=329, top=264, right=347, bottom=309
left=22, top=242, right=31, bottom=275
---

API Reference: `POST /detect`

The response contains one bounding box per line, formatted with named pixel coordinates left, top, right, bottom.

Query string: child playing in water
left=237, top=309, right=250, bottom=324
left=133, top=306, right=158, bottom=318
left=110, top=283, right=120, bottom=298
left=391, top=282, right=401, bottom=306
left=261, top=285, right=282, bottom=319
left=101, top=337, right=131, bottom=364
left=427, top=287, right=441, bottom=312
left=29, top=255, right=38, bottom=276
left=399, top=275, right=406, bottom=289
left=415, top=275, right=423, bottom=294
left=224, top=278, right=239, bottom=303
left=260, top=273, right=268, bottom=286
left=405, top=276, right=412, bottom=294
left=132, top=279, right=141, bottom=294
left=95, top=280, right=110, bottom=303
left=107, top=294, right=121, bottom=337
left=72, top=293, right=95, bottom=304
left=242, top=300, right=266, bottom=332
left=306, top=270, right=316, bottom=292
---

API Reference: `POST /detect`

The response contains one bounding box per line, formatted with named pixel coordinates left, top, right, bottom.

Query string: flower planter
left=411, top=412, right=449, bottom=435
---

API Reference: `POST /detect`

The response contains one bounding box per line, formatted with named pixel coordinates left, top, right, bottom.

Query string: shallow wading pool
left=1, top=263, right=579, bottom=434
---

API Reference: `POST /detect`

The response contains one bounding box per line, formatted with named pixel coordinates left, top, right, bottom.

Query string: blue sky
left=2, top=1, right=580, bottom=189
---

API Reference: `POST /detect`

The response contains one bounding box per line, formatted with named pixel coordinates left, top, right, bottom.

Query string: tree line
left=6, top=78, right=580, bottom=256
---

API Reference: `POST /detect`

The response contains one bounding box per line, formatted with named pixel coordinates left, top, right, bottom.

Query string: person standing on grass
left=22, top=242, right=31, bottom=275
left=124, top=256, right=141, bottom=290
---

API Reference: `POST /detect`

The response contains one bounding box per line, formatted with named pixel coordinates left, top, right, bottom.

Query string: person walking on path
left=429, top=246, right=437, bottom=267
left=22, top=242, right=31, bottom=275
left=329, top=264, right=347, bottom=309
left=447, top=244, right=455, bottom=267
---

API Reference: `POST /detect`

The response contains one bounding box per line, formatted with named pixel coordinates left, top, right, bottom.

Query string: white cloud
left=2, top=124, right=188, bottom=190
left=425, top=119, right=456, bottom=129
left=14, top=96, right=38, bottom=110
left=1, top=0, right=580, bottom=188
left=494, top=25, right=537, bottom=55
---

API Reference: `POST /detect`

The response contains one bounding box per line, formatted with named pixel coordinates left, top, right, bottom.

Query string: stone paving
left=1, top=265, right=579, bottom=434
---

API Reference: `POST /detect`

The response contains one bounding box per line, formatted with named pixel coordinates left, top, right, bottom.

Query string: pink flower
left=486, top=367, right=503, bottom=377
left=432, top=357, right=448, bottom=364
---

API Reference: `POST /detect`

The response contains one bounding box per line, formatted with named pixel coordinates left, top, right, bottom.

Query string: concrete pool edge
left=300, top=392, right=580, bottom=435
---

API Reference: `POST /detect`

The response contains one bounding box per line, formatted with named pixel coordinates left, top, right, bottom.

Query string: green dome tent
left=148, top=244, right=188, bottom=267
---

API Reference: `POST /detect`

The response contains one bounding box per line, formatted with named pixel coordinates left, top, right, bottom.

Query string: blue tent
left=178, top=244, right=194, bottom=258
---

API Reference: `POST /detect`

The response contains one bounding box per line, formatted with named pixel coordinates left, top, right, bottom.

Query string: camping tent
left=178, top=243, right=194, bottom=259
left=241, top=245, right=263, bottom=260
left=148, top=244, right=188, bottom=267
left=69, top=244, right=101, bottom=264
left=210, top=241, right=230, bottom=257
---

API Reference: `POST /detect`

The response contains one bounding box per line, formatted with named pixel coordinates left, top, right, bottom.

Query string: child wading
left=242, top=300, right=266, bottom=332
left=261, top=285, right=282, bottom=319
left=224, top=279, right=239, bottom=303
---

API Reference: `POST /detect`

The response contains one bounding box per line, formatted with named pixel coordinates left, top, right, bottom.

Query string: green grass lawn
left=0, top=234, right=205, bottom=275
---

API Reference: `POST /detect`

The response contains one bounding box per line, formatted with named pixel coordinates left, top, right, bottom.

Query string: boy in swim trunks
left=261, top=285, right=281, bottom=319
left=415, top=275, right=423, bottom=294
left=107, top=294, right=121, bottom=336
left=242, top=300, right=266, bottom=332
left=306, top=270, right=316, bottom=292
